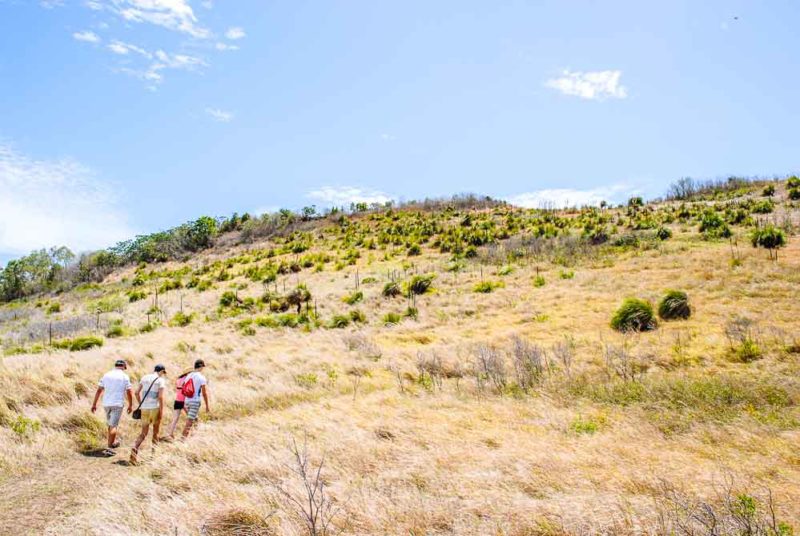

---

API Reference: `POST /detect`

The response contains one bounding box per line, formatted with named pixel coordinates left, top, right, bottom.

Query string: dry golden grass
left=1, top=212, right=799, bottom=534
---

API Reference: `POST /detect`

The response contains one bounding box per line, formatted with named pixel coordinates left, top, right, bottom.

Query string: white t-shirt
left=99, top=369, right=132, bottom=407
left=185, top=371, right=207, bottom=403
left=138, top=373, right=166, bottom=410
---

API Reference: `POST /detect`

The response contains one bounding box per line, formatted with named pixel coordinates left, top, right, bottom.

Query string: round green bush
left=657, top=290, right=691, bottom=320
left=611, top=298, right=656, bottom=332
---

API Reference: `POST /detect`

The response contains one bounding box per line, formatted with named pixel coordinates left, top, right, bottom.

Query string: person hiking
left=182, top=359, right=210, bottom=438
left=91, top=359, right=133, bottom=455
left=165, top=369, right=192, bottom=440
left=130, top=364, right=167, bottom=465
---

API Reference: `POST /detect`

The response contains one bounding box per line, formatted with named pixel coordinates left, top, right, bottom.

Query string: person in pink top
left=166, top=370, right=191, bottom=440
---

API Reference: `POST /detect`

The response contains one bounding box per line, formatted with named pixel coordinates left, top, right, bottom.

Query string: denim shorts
left=104, top=406, right=123, bottom=427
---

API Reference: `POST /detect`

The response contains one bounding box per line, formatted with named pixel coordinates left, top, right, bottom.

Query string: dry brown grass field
left=1, top=183, right=799, bottom=535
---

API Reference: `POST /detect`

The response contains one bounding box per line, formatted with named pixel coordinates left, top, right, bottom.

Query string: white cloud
left=73, top=30, right=101, bottom=43
left=545, top=69, right=628, bottom=100
left=201, top=0, right=213, bottom=9
left=85, top=1, right=104, bottom=10
left=225, top=26, right=245, bottom=40
left=0, top=144, right=134, bottom=257
left=107, top=40, right=151, bottom=57
left=215, top=42, right=239, bottom=51
left=507, top=184, right=632, bottom=208
left=307, top=186, right=392, bottom=206
left=114, top=0, right=211, bottom=39
left=205, top=107, right=233, bottom=122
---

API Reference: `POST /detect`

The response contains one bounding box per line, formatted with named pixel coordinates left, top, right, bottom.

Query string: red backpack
left=181, top=375, right=196, bottom=398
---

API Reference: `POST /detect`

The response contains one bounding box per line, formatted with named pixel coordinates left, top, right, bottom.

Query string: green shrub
left=611, top=298, right=656, bottom=332
left=497, top=265, right=514, bottom=276
left=139, top=323, right=157, bottom=333
left=329, top=315, right=350, bottom=329
left=159, top=278, right=183, bottom=293
left=46, top=303, right=61, bottom=314
left=219, top=291, right=240, bottom=307
left=11, top=415, right=41, bottom=439
left=655, top=227, right=672, bottom=241
left=383, top=312, right=402, bottom=326
left=762, top=184, right=775, bottom=197
left=750, top=225, right=786, bottom=259
left=559, top=270, right=575, bottom=279
left=54, top=336, right=104, bottom=352
left=569, top=416, right=599, bottom=435
left=751, top=199, right=774, bottom=214
left=128, top=290, right=147, bottom=303
left=294, top=373, right=318, bottom=389
left=733, top=339, right=762, bottom=363
left=407, top=243, right=421, bottom=256
left=787, top=176, right=800, bottom=189
left=789, top=188, right=800, bottom=200
left=105, top=324, right=125, bottom=338
left=533, top=275, right=546, bottom=288
left=169, top=311, right=194, bottom=327
left=699, top=211, right=732, bottom=239
left=255, top=315, right=279, bottom=328
left=343, top=291, right=363, bottom=305
left=349, top=309, right=367, bottom=323
left=404, top=307, right=418, bottom=320
left=657, top=290, right=691, bottom=320
left=382, top=281, right=401, bottom=298
left=276, top=313, right=300, bottom=328
left=196, top=279, right=213, bottom=292
left=473, top=280, right=504, bottom=293
left=405, top=274, right=435, bottom=295
left=361, top=276, right=377, bottom=284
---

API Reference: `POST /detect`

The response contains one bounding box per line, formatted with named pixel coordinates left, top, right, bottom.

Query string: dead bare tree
left=274, top=435, right=341, bottom=536
left=509, top=335, right=545, bottom=391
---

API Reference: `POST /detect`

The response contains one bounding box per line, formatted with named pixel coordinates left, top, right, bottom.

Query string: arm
left=157, top=386, right=165, bottom=418
left=201, top=384, right=210, bottom=413
left=91, top=387, right=104, bottom=413
left=126, top=387, right=134, bottom=414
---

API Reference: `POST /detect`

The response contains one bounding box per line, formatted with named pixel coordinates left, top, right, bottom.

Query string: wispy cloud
left=62, top=1, right=244, bottom=87
left=507, top=184, right=633, bottom=208
left=546, top=69, right=628, bottom=101
left=73, top=30, right=101, bottom=43
left=215, top=42, right=239, bottom=51
left=307, top=186, right=392, bottom=206
left=205, top=108, right=234, bottom=122
left=225, top=26, right=245, bottom=40
left=107, top=40, right=151, bottom=58
left=0, top=144, right=134, bottom=257
left=114, top=0, right=210, bottom=39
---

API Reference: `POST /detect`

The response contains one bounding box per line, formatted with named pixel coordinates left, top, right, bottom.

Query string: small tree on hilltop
left=750, top=225, right=786, bottom=261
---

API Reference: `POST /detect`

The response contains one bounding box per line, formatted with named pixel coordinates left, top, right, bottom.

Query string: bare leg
left=181, top=418, right=195, bottom=438
left=167, top=409, right=181, bottom=438
left=152, top=416, right=162, bottom=445
left=130, top=423, right=150, bottom=464
left=108, top=426, right=118, bottom=448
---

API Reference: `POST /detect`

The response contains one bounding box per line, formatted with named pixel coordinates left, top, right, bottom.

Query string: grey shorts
left=104, top=406, right=123, bottom=427
left=186, top=401, right=202, bottom=421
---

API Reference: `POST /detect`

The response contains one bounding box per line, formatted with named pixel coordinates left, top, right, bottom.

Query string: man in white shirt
left=91, top=359, right=133, bottom=453
left=182, top=359, right=210, bottom=438
left=130, top=364, right=167, bottom=465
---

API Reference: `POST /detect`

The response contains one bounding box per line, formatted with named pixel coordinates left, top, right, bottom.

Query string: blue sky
left=1, top=0, right=799, bottom=262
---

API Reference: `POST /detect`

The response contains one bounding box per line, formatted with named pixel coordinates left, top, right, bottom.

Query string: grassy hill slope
left=1, top=178, right=799, bottom=535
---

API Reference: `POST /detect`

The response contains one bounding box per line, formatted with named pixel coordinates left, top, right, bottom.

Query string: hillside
left=1, top=177, right=799, bottom=535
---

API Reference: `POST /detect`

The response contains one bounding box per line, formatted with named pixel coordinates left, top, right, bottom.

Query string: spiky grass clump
left=405, top=274, right=435, bottom=295
left=658, top=290, right=691, bottom=320
left=382, top=281, right=401, bottom=298
left=611, top=298, right=656, bottom=332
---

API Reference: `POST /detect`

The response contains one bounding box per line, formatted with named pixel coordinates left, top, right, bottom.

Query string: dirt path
left=0, top=451, right=128, bottom=535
